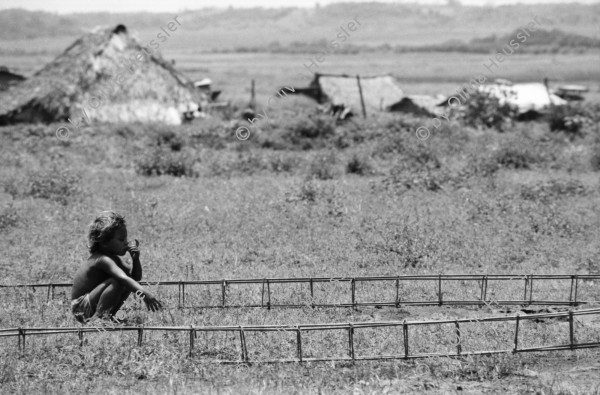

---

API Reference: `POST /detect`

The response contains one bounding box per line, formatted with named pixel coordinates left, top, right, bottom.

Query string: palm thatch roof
left=295, top=73, right=404, bottom=113
left=0, top=25, right=203, bottom=126
left=389, top=95, right=445, bottom=116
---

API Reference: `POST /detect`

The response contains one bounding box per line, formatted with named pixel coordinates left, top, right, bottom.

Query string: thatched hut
left=0, top=25, right=203, bottom=126
left=290, top=73, right=404, bottom=114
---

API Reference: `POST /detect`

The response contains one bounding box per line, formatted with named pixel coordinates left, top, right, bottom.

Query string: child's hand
left=143, top=293, right=163, bottom=312
left=127, top=239, right=140, bottom=261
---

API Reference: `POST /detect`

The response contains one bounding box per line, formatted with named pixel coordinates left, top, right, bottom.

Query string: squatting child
left=71, top=211, right=162, bottom=323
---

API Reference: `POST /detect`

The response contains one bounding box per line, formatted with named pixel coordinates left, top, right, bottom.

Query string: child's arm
left=96, top=256, right=162, bottom=311
left=127, top=239, right=142, bottom=281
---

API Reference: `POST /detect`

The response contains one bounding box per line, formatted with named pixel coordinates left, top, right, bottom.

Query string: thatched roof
left=389, top=95, right=444, bottom=116
left=302, top=73, right=404, bottom=113
left=0, top=25, right=203, bottom=125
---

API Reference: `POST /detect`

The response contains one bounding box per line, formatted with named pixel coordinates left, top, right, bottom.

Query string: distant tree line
left=227, top=29, right=600, bottom=55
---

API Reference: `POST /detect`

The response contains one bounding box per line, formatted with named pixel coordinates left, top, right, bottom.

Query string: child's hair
left=88, top=211, right=126, bottom=253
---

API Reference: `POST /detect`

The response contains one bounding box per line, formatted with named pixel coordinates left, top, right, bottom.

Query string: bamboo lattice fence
left=1, top=308, right=600, bottom=363
left=2, top=274, right=600, bottom=308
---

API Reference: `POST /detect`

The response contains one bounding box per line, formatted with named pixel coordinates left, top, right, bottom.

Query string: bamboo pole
left=356, top=75, right=367, bottom=118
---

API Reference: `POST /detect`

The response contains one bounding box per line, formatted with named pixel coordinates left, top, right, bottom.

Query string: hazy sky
left=1, top=0, right=599, bottom=14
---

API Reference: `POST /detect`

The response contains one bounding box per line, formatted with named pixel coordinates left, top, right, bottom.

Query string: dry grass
left=1, top=98, right=600, bottom=393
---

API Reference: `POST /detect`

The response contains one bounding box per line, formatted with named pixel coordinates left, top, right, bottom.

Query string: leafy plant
left=548, top=104, right=592, bottom=137
left=458, top=89, right=519, bottom=131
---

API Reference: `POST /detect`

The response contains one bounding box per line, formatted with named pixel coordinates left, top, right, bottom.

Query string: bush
left=458, top=89, right=518, bottom=131
left=494, top=147, right=538, bottom=170
left=154, top=129, right=185, bottom=151
left=548, top=104, right=592, bottom=137
left=135, top=148, right=197, bottom=177
left=346, top=154, right=373, bottom=175
left=280, top=114, right=336, bottom=150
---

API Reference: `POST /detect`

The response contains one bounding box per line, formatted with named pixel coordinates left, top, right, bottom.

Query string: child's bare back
left=71, top=211, right=162, bottom=323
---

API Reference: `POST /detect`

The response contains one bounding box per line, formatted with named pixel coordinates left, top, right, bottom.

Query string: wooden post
left=177, top=282, right=181, bottom=309
left=403, top=320, right=409, bottom=358
left=351, top=279, right=356, bottom=310
left=513, top=315, right=520, bottom=353
left=569, top=276, right=575, bottom=306
left=480, top=275, right=488, bottom=303
left=189, top=325, right=195, bottom=357
left=569, top=310, right=575, bottom=350
left=395, top=277, right=400, bottom=308
left=528, top=275, right=534, bottom=306
left=438, top=275, right=443, bottom=306
left=348, top=324, right=355, bottom=361
left=239, top=326, right=249, bottom=363
left=138, top=325, right=144, bottom=347
left=310, top=278, right=314, bottom=309
left=543, top=77, right=554, bottom=110
left=296, top=327, right=303, bottom=362
left=221, top=280, right=226, bottom=307
left=261, top=279, right=266, bottom=308
left=356, top=75, right=367, bottom=118
left=266, top=280, right=271, bottom=310
left=250, top=79, right=256, bottom=110
left=455, top=321, right=462, bottom=355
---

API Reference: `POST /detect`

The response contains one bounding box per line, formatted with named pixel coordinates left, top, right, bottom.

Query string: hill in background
left=0, top=3, right=599, bottom=54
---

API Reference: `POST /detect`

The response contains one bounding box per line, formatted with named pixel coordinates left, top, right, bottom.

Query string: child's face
left=100, top=226, right=129, bottom=256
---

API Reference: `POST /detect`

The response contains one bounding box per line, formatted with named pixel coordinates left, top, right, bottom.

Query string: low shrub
left=494, top=147, right=538, bottom=170
left=279, top=114, right=337, bottom=150
left=458, top=89, right=518, bottom=132
left=154, top=129, right=185, bottom=151
left=346, top=154, right=373, bottom=175
left=548, top=104, right=592, bottom=137
left=135, top=148, right=197, bottom=177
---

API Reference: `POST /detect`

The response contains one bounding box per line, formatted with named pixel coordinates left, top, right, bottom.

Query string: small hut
left=291, top=73, right=405, bottom=114
left=0, top=25, right=204, bottom=126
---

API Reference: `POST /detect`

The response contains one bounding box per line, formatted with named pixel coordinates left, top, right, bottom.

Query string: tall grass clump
left=346, top=153, right=373, bottom=175
left=307, top=151, right=338, bottom=180
left=135, top=147, right=198, bottom=177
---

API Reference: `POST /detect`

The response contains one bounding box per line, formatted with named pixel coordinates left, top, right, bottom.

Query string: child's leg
left=88, top=278, right=130, bottom=318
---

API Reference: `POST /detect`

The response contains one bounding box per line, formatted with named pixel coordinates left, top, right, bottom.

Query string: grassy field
left=1, top=80, right=600, bottom=393
left=1, top=27, right=600, bottom=391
